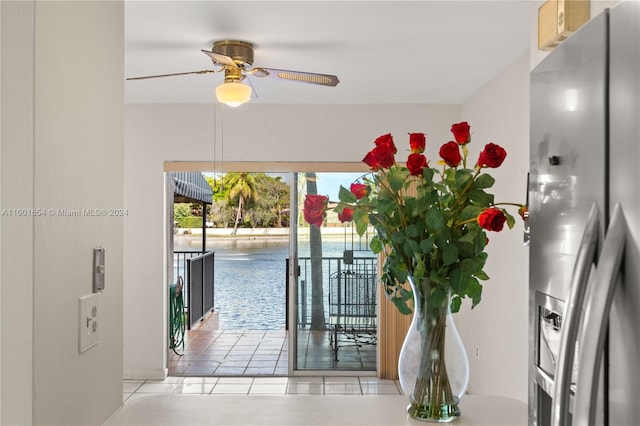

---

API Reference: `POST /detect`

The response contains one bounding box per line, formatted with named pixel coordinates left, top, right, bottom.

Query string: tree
left=306, top=172, right=327, bottom=330
left=251, top=174, right=290, bottom=227
left=225, top=172, right=259, bottom=235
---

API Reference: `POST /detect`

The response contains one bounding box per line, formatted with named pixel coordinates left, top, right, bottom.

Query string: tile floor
left=169, top=311, right=376, bottom=376
left=123, top=376, right=402, bottom=403
left=169, top=328, right=288, bottom=376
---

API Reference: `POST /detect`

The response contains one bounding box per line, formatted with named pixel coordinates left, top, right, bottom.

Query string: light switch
left=93, top=247, right=105, bottom=292
left=79, top=293, right=100, bottom=352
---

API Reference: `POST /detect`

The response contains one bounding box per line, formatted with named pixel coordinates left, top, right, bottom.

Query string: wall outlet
left=79, top=293, right=100, bottom=352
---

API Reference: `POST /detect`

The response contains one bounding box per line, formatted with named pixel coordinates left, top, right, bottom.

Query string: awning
left=170, top=172, right=213, bottom=204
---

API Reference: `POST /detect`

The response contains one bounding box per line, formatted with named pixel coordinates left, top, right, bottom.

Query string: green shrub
left=176, top=216, right=204, bottom=228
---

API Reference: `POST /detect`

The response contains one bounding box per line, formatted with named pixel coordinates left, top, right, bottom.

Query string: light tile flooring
left=123, top=376, right=402, bottom=403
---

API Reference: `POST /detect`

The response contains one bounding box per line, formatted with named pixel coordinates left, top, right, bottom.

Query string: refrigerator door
left=574, top=204, right=627, bottom=425
left=528, top=10, right=608, bottom=426
left=608, top=1, right=640, bottom=424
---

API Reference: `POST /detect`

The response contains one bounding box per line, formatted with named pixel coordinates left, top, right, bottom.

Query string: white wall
left=455, top=53, right=530, bottom=402
left=1, top=1, right=35, bottom=423
left=123, top=104, right=460, bottom=378
left=1, top=2, right=124, bottom=425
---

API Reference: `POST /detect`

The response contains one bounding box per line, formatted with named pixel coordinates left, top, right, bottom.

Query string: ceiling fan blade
left=126, top=70, right=216, bottom=80
left=201, top=49, right=238, bottom=68
left=251, top=68, right=339, bottom=87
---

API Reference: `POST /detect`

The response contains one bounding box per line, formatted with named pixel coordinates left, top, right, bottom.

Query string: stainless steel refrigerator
left=529, top=1, right=640, bottom=425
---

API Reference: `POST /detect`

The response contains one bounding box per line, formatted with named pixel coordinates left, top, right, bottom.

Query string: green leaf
left=370, top=237, right=383, bottom=254
left=474, top=174, right=495, bottom=189
left=391, top=231, right=405, bottom=245
left=460, top=206, right=484, bottom=221
left=338, top=185, right=357, bottom=203
left=413, top=259, right=427, bottom=280
left=428, top=287, right=448, bottom=309
left=455, top=169, right=474, bottom=191
left=442, top=244, right=459, bottom=265
left=475, top=270, right=490, bottom=280
left=393, top=297, right=413, bottom=315
left=391, top=265, right=408, bottom=285
left=423, top=167, right=436, bottom=183
left=389, top=170, right=408, bottom=191
left=420, top=237, right=434, bottom=254
left=467, top=278, right=483, bottom=308
left=356, top=217, right=369, bottom=236
left=406, top=239, right=421, bottom=255
left=505, top=210, right=516, bottom=229
left=450, top=296, right=462, bottom=313
left=426, top=209, right=445, bottom=232
left=449, top=266, right=463, bottom=293
left=429, top=269, right=446, bottom=286
left=468, top=189, right=494, bottom=206
left=405, top=224, right=419, bottom=238
left=460, top=258, right=481, bottom=275
left=459, top=228, right=479, bottom=243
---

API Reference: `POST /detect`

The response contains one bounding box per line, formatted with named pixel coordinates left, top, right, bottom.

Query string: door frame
left=163, top=161, right=370, bottom=376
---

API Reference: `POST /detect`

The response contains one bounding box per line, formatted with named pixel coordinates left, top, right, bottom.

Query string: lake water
left=174, top=234, right=375, bottom=330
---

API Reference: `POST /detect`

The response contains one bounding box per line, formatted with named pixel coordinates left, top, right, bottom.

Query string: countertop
left=104, top=394, right=527, bottom=425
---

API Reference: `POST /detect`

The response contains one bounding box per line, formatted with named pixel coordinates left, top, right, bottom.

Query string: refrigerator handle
left=551, top=203, right=600, bottom=426
left=574, top=203, right=627, bottom=426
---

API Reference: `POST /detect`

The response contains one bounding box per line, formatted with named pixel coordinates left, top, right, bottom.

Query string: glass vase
left=398, top=275, right=470, bottom=422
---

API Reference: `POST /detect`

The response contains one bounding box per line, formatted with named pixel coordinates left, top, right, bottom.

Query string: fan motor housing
left=212, top=40, right=254, bottom=70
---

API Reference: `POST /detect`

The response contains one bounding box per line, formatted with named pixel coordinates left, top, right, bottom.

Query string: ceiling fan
left=126, top=40, right=340, bottom=107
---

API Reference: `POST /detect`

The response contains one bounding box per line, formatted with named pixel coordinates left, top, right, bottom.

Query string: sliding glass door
left=290, top=172, right=377, bottom=373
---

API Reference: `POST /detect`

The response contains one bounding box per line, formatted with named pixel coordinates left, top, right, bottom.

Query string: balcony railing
left=173, top=250, right=215, bottom=329
left=296, top=254, right=377, bottom=329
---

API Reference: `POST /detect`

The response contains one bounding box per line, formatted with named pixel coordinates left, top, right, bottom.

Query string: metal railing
left=173, top=250, right=215, bottom=329
left=296, top=254, right=377, bottom=329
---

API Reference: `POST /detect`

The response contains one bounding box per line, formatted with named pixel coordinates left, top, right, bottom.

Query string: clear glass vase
left=398, top=276, right=470, bottom=422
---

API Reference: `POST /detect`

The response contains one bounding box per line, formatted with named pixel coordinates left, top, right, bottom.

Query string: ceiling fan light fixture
left=215, top=80, right=252, bottom=107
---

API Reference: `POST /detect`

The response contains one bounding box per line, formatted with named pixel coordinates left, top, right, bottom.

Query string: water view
left=174, top=233, right=375, bottom=330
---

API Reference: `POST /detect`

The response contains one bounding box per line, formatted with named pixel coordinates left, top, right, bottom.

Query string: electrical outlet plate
left=79, top=293, right=100, bottom=352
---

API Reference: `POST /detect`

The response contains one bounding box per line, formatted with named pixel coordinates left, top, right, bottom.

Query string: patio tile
left=244, top=367, right=276, bottom=375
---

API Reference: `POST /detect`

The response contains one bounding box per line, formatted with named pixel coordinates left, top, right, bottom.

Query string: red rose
left=409, top=133, right=426, bottom=153
left=451, top=122, right=471, bottom=145
left=374, top=133, right=397, bottom=154
left=439, top=141, right=462, bottom=167
left=338, top=207, right=354, bottom=223
left=303, top=194, right=328, bottom=227
left=406, top=153, right=428, bottom=176
left=350, top=183, right=370, bottom=199
left=363, top=144, right=396, bottom=170
left=477, top=207, right=507, bottom=232
left=477, top=143, right=507, bottom=168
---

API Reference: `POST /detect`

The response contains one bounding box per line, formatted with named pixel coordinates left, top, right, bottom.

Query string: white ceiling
left=125, top=1, right=531, bottom=105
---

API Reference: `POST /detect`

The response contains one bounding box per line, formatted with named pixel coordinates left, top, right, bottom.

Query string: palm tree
left=225, top=172, right=258, bottom=235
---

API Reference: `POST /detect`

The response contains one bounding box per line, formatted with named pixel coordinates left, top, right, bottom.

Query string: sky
left=314, top=172, right=365, bottom=202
